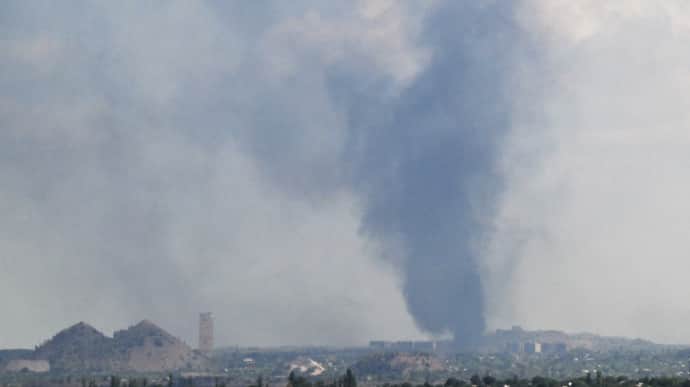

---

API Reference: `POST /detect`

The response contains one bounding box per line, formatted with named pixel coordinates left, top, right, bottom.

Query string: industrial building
left=199, top=312, right=214, bottom=353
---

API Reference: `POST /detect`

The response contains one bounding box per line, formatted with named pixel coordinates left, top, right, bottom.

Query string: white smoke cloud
left=486, top=0, right=690, bottom=344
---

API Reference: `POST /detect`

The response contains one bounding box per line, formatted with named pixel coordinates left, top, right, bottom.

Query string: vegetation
left=3, top=345, right=690, bottom=387
left=4, top=368, right=690, bottom=387
left=287, top=368, right=357, bottom=387
left=380, top=374, right=690, bottom=387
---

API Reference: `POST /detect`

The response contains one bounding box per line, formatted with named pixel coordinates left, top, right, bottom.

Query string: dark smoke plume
left=344, top=2, right=522, bottom=346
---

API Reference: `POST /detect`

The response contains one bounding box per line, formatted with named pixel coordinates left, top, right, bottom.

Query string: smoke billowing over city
left=3, top=0, right=690, bottom=355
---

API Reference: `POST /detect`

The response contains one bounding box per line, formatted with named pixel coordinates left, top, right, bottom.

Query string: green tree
left=343, top=369, right=357, bottom=387
left=471, top=375, right=482, bottom=386
left=445, top=378, right=465, bottom=387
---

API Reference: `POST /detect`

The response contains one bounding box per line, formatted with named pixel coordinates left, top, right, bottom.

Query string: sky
left=2, top=0, right=690, bottom=349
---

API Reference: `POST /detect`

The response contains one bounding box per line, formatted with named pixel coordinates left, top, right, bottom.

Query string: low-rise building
left=4, top=359, right=50, bottom=373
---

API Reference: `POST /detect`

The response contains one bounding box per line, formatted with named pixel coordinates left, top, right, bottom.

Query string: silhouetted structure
left=199, top=312, right=214, bottom=353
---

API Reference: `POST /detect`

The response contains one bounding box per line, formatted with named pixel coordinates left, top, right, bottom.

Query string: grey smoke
left=0, top=0, right=520, bottom=347
left=4, top=0, right=690, bottom=349
left=208, top=1, right=524, bottom=346
left=344, top=2, right=524, bottom=346
left=486, top=1, right=690, bottom=344
left=0, top=0, right=436, bottom=348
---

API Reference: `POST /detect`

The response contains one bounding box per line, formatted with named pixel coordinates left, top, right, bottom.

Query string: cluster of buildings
left=496, top=326, right=569, bottom=355
left=1, top=359, right=50, bottom=373
left=506, top=341, right=567, bottom=354
left=369, top=340, right=439, bottom=352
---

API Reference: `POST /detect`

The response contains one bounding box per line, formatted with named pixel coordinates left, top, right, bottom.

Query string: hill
left=34, top=322, right=115, bottom=371
left=31, top=320, right=207, bottom=373
left=113, top=320, right=207, bottom=372
left=486, top=326, right=662, bottom=353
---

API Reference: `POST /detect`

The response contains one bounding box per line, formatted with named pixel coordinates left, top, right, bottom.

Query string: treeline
left=287, top=369, right=357, bottom=387
left=383, top=373, right=690, bottom=387
left=106, top=375, right=168, bottom=387
left=107, top=368, right=357, bottom=387
left=0, top=375, right=170, bottom=387
left=6, top=371, right=690, bottom=387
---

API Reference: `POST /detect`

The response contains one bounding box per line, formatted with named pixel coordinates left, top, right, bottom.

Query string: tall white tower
left=199, top=312, right=214, bottom=353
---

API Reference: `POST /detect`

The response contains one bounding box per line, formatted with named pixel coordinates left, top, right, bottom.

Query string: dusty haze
left=2, top=0, right=690, bottom=348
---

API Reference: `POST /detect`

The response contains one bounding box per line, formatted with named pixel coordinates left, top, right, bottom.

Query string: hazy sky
left=2, top=1, right=690, bottom=349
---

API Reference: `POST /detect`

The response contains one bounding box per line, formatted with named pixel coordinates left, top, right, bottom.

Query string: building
left=199, top=312, right=214, bottom=353
left=413, top=341, right=436, bottom=352
left=4, top=359, right=50, bottom=373
left=523, top=342, right=542, bottom=354
left=506, top=342, right=522, bottom=353
left=368, top=340, right=437, bottom=352
left=541, top=342, right=567, bottom=353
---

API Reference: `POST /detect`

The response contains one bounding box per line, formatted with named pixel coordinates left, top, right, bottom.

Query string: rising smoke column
left=344, top=2, right=524, bottom=346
